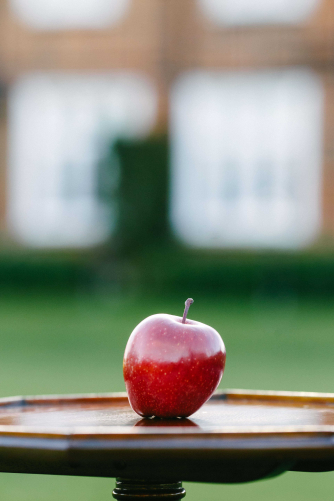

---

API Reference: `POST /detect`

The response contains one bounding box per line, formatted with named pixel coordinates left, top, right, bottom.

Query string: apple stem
left=182, top=298, right=194, bottom=324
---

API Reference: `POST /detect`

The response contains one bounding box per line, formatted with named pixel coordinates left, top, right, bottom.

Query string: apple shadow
left=134, top=417, right=199, bottom=427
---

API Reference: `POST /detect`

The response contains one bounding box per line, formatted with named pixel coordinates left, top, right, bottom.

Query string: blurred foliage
left=3, top=248, right=334, bottom=299
left=133, top=248, right=334, bottom=298
left=0, top=254, right=89, bottom=292
left=111, top=135, right=169, bottom=254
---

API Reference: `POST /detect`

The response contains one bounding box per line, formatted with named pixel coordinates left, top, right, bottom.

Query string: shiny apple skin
left=123, top=314, right=226, bottom=418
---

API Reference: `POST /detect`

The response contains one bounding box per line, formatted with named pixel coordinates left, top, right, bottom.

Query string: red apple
left=123, top=299, right=226, bottom=418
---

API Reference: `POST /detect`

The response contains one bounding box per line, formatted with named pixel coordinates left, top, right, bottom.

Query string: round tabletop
left=0, top=389, right=333, bottom=484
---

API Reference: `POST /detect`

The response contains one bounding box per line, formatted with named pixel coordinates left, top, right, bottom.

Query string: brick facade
left=1, top=0, right=334, bottom=245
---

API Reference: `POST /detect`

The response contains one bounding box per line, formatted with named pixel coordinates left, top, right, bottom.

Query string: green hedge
left=132, top=248, right=334, bottom=298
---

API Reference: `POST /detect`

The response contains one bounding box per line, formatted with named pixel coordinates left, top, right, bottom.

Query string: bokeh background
left=0, top=0, right=334, bottom=499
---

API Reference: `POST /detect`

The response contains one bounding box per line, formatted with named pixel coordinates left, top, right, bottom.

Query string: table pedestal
left=112, top=479, right=186, bottom=501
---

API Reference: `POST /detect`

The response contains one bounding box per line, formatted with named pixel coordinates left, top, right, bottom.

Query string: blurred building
left=0, top=0, right=334, bottom=250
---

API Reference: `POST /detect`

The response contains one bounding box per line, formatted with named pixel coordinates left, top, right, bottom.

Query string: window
left=10, top=0, right=130, bottom=30
left=198, top=0, right=320, bottom=26
left=8, top=73, right=157, bottom=248
left=170, top=69, right=323, bottom=249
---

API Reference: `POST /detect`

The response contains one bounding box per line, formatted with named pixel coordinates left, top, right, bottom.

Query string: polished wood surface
left=1, top=390, right=334, bottom=430
left=0, top=389, right=332, bottom=483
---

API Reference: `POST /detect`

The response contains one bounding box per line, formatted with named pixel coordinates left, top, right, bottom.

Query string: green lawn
left=0, top=291, right=333, bottom=500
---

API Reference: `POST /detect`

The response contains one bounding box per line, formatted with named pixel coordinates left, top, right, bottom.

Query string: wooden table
left=0, top=389, right=333, bottom=500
